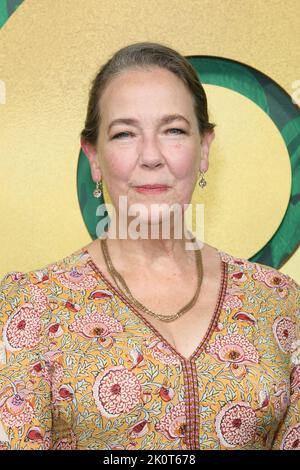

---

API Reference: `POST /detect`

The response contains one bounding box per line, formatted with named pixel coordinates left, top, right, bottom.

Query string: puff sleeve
left=0, top=271, right=53, bottom=450
left=271, top=275, right=300, bottom=450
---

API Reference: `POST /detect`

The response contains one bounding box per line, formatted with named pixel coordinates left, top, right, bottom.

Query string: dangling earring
left=198, top=170, right=207, bottom=188
left=93, top=179, right=103, bottom=198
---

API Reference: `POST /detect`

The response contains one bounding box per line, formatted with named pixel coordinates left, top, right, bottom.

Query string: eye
left=112, top=131, right=134, bottom=139
left=167, top=128, right=186, bottom=135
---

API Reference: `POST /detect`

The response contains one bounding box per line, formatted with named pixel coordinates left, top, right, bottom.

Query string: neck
left=102, top=221, right=202, bottom=272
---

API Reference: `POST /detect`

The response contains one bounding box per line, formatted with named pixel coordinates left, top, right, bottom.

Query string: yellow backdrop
left=0, top=0, right=299, bottom=282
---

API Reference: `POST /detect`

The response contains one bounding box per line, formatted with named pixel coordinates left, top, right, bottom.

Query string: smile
left=133, top=186, right=170, bottom=194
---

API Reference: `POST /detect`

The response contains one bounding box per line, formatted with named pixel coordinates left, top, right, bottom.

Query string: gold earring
left=198, top=170, right=207, bottom=188
left=93, top=179, right=103, bottom=198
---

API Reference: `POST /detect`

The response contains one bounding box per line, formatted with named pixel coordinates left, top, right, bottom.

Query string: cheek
left=104, top=151, right=133, bottom=180
left=170, top=143, right=198, bottom=177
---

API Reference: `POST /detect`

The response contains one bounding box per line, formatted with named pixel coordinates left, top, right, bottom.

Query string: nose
left=138, top=133, right=165, bottom=169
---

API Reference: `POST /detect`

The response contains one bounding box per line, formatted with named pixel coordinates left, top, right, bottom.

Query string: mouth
left=133, top=184, right=170, bottom=194
left=133, top=184, right=170, bottom=189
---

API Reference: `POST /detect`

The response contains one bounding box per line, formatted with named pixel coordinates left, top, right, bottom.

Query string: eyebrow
left=107, top=114, right=191, bottom=132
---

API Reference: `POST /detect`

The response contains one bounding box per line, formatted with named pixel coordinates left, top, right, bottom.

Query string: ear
left=199, top=130, right=215, bottom=172
left=80, top=138, right=102, bottom=182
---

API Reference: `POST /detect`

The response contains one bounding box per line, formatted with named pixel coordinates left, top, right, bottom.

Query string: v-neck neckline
left=79, top=246, right=229, bottom=363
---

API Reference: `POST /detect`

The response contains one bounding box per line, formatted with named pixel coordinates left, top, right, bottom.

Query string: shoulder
left=220, top=248, right=300, bottom=324
left=219, top=248, right=299, bottom=308
left=219, top=250, right=300, bottom=361
left=220, top=249, right=299, bottom=290
left=0, top=246, right=103, bottom=345
left=0, top=245, right=95, bottom=299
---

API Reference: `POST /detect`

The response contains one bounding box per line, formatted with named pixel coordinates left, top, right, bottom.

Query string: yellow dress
left=0, top=246, right=299, bottom=450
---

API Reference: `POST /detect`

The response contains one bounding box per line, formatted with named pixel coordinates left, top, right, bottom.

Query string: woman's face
left=84, top=66, right=214, bottom=226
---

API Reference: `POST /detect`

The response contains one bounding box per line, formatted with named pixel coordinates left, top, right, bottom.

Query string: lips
left=133, top=184, right=170, bottom=194
left=133, top=184, right=169, bottom=189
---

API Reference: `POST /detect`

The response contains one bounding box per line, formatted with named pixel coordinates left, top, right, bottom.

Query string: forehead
left=99, top=67, right=194, bottom=116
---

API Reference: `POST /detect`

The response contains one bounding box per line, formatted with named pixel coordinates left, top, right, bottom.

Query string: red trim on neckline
left=81, top=247, right=229, bottom=363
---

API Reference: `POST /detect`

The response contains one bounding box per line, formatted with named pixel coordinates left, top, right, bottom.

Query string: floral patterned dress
left=0, top=246, right=299, bottom=450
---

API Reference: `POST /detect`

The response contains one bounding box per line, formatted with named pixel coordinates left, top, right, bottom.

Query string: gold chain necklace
left=100, top=237, right=204, bottom=323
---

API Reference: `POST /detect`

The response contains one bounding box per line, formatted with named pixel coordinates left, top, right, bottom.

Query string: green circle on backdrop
left=77, top=56, right=300, bottom=269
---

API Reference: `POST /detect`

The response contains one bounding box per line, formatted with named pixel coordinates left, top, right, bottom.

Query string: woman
left=0, top=42, right=299, bottom=451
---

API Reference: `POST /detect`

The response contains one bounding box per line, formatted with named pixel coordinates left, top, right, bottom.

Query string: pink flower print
left=256, top=389, right=270, bottom=411
left=276, top=286, right=289, bottom=299
left=218, top=252, right=234, bottom=264
left=126, top=442, right=138, bottom=450
left=28, top=283, right=49, bottom=313
left=159, top=385, right=175, bottom=402
left=52, top=430, right=77, bottom=450
left=0, top=385, right=14, bottom=407
left=252, top=265, right=272, bottom=283
left=56, top=267, right=99, bottom=291
left=25, top=427, right=52, bottom=449
left=290, top=366, right=300, bottom=404
left=129, top=346, right=144, bottom=370
left=142, top=390, right=152, bottom=404
left=156, top=378, right=175, bottom=402
left=57, top=384, right=74, bottom=401
left=206, top=334, right=259, bottom=365
left=69, top=312, right=123, bottom=342
left=64, top=300, right=81, bottom=313
left=32, top=270, right=50, bottom=284
left=26, top=426, right=43, bottom=441
left=232, top=311, right=257, bottom=326
left=48, top=323, right=63, bottom=338
left=48, top=299, right=60, bottom=311
left=215, top=401, right=257, bottom=448
left=227, top=284, right=246, bottom=300
left=128, top=419, right=149, bottom=438
left=88, top=289, right=114, bottom=301
left=155, top=402, right=186, bottom=440
left=273, top=317, right=297, bottom=353
left=144, top=337, right=180, bottom=365
left=238, top=260, right=255, bottom=269
left=219, top=253, right=253, bottom=270
left=214, top=322, right=224, bottom=332
left=218, top=344, right=245, bottom=362
left=230, top=363, right=247, bottom=380
left=0, top=443, right=9, bottom=450
left=280, top=423, right=300, bottom=450
left=29, top=361, right=45, bottom=377
left=92, top=366, right=142, bottom=418
left=44, top=349, right=64, bottom=363
left=3, top=304, right=42, bottom=351
left=0, top=392, right=34, bottom=428
left=223, top=294, right=243, bottom=310
left=252, top=266, right=288, bottom=297
left=110, top=444, right=125, bottom=450
left=231, top=271, right=248, bottom=284
left=261, top=271, right=287, bottom=289
left=10, top=272, right=26, bottom=282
